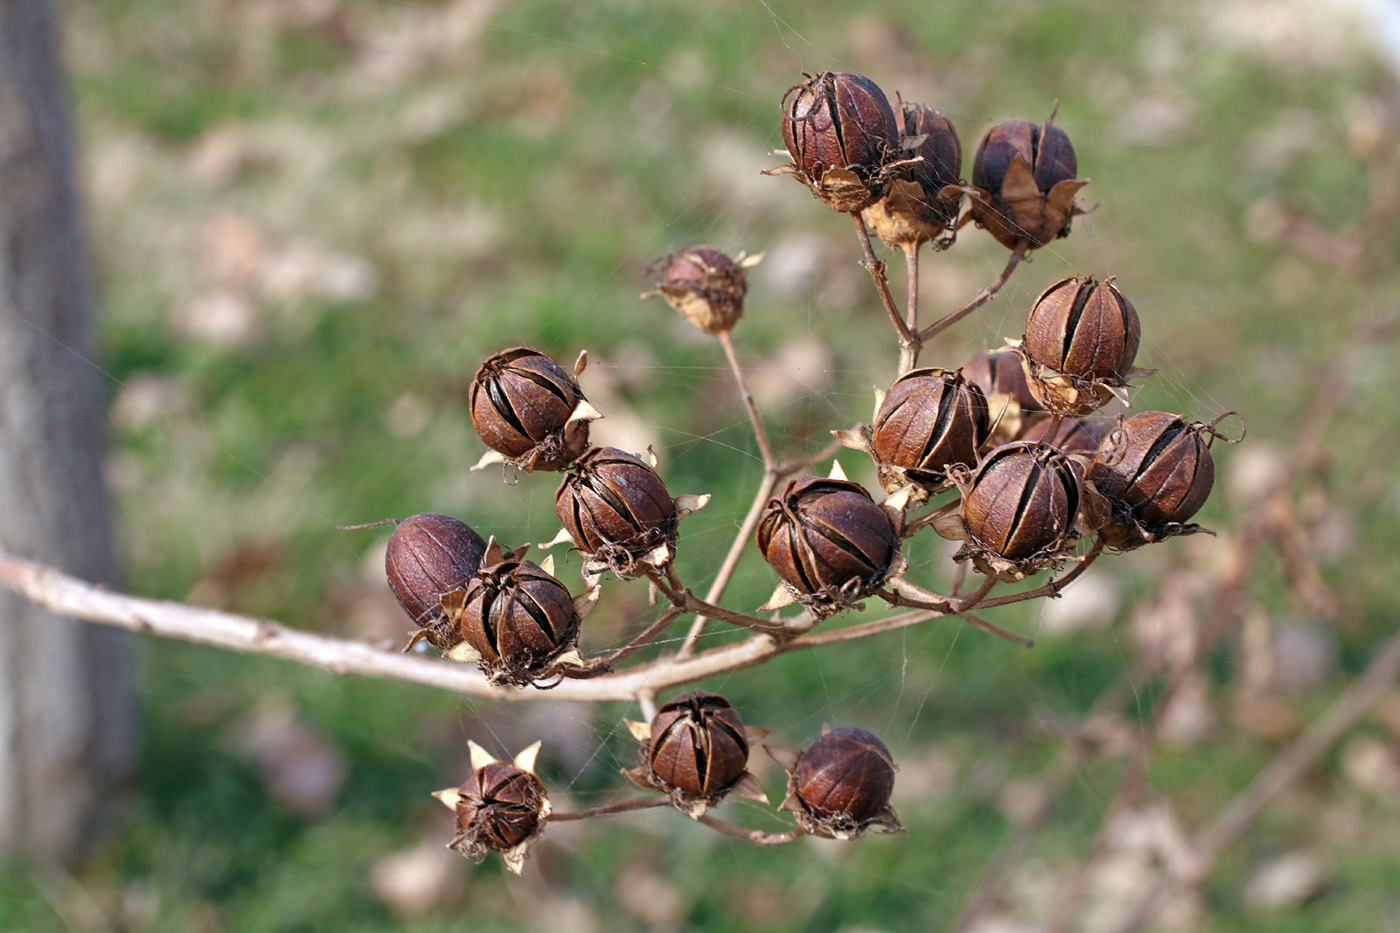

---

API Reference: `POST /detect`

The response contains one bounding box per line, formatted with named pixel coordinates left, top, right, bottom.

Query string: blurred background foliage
left=4, top=0, right=1399, bottom=929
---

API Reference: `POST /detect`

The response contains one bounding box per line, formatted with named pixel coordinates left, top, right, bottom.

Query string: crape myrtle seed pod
left=452, top=761, right=547, bottom=854
left=555, top=447, right=678, bottom=570
left=384, top=513, right=487, bottom=648
left=777, top=71, right=900, bottom=212
left=968, top=109, right=1088, bottom=251
left=1021, top=276, right=1141, bottom=416
left=755, top=475, right=900, bottom=614
left=959, top=442, right=1082, bottom=575
left=1018, top=414, right=1106, bottom=453
left=646, top=692, right=749, bottom=800
left=457, top=546, right=580, bottom=686
left=781, top=726, right=901, bottom=839
left=965, top=348, right=1043, bottom=448
left=469, top=347, right=590, bottom=471
left=1088, top=411, right=1218, bottom=549
left=646, top=245, right=756, bottom=336
left=864, top=100, right=964, bottom=248
left=870, top=368, right=989, bottom=492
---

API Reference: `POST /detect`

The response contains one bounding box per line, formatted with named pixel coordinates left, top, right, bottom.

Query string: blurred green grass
left=6, top=0, right=1398, bottom=929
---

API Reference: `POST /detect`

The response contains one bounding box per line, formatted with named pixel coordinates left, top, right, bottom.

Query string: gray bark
left=0, top=0, right=132, bottom=863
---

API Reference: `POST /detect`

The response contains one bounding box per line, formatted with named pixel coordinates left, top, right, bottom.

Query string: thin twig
left=900, top=241, right=921, bottom=374
left=919, top=241, right=1028, bottom=342
left=851, top=212, right=919, bottom=360
left=548, top=796, right=671, bottom=821
left=718, top=329, right=776, bottom=470
left=593, top=606, right=684, bottom=668
left=696, top=813, right=807, bottom=845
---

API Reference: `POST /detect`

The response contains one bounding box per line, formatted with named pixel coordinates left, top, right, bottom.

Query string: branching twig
left=696, top=813, right=807, bottom=845
left=918, top=241, right=1028, bottom=342
left=549, top=797, right=671, bottom=821
left=851, top=212, right=919, bottom=361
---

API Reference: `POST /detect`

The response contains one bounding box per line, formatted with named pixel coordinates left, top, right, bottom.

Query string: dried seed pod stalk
left=771, top=71, right=900, bottom=212
left=444, top=539, right=581, bottom=686
left=965, top=349, right=1044, bottom=448
left=966, top=108, right=1088, bottom=251
left=868, top=368, right=989, bottom=493
left=1088, top=411, right=1225, bottom=550
left=755, top=474, right=901, bottom=617
left=645, top=245, right=760, bottom=336
left=434, top=742, right=550, bottom=875
left=469, top=347, right=595, bottom=472
left=864, top=100, right=963, bottom=248
left=1019, top=275, right=1141, bottom=415
left=622, top=692, right=768, bottom=818
left=555, top=447, right=680, bottom=576
left=952, top=442, right=1083, bottom=581
left=772, top=726, right=902, bottom=840
left=383, top=512, right=487, bottom=650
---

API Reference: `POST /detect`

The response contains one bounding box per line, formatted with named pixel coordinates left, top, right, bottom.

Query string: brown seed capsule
left=450, top=761, right=547, bottom=857
left=469, top=347, right=590, bottom=471
left=457, top=551, right=579, bottom=685
left=864, top=101, right=963, bottom=247
left=644, top=692, right=750, bottom=801
left=870, top=368, right=989, bottom=491
left=778, top=71, right=899, bottom=212
left=961, top=442, right=1081, bottom=567
left=384, top=513, right=486, bottom=648
left=1018, top=415, right=1106, bottom=453
left=1022, top=276, right=1141, bottom=415
left=968, top=110, right=1087, bottom=250
left=1088, top=411, right=1218, bottom=549
left=756, top=475, right=899, bottom=612
left=555, top=447, right=678, bottom=569
left=965, top=349, right=1043, bottom=447
left=648, top=245, right=749, bottom=335
left=785, top=727, right=900, bottom=838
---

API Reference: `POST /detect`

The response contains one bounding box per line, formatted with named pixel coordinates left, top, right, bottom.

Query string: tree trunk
left=0, top=0, right=131, bottom=863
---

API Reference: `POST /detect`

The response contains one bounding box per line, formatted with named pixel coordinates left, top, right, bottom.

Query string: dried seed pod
left=958, top=442, right=1082, bottom=578
left=1021, top=276, right=1141, bottom=415
left=454, top=545, right=580, bottom=686
left=555, top=447, right=678, bottom=572
left=965, top=349, right=1043, bottom=447
left=775, top=71, right=899, bottom=212
left=384, top=513, right=486, bottom=649
left=967, top=109, right=1088, bottom=250
left=864, top=100, right=963, bottom=248
left=870, top=368, right=989, bottom=492
left=1018, top=414, right=1106, bottom=453
left=643, top=692, right=751, bottom=802
left=438, top=742, right=551, bottom=873
left=1088, top=411, right=1218, bottom=549
left=469, top=347, right=591, bottom=471
left=755, top=475, right=900, bottom=616
left=647, top=245, right=754, bottom=335
left=778, top=726, right=901, bottom=839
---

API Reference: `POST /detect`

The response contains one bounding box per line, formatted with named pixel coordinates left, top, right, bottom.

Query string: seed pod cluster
left=556, top=447, right=679, bottom=573
left=452, top=543, right=580, bottom=685
left=1021, top=276, right=1141, bottom=415
left=384, top=513, right=486, bottom=649
left=777, top=727, right=902, bottom=839
left=448, top=760, right=548, bottom=862
left=1088, top=411, right=1219, bottom=549
left=870, top=368, right=989, bottom=492
left=958, top=442, right=1082, bottom=579
left=470, top=347, right=591, bottom=471
left=968, top=111, right=1087, bottom=250
left=864, top=100, right=963, bottom=248
left=777, top=71, right=899, bottom=212
left=648, top=245, right=751, bottom=336
left=756, top=475, right=900, bottom=615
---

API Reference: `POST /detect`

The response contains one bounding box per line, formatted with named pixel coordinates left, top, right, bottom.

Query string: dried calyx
left=1088, top=410, right=1238, bottom=549
left=755, top=473, right=902, bottom=617
left=623, top=692, right=769, bottom=818
left=1018, top=275, right=1142, bottom=415
left=864, top=99, right=964, bottom=248
left=555, top=447, right=681, bottom=577
left=443, top=538, right=583, bottom=687
left=434, top=741, right=550, bottom=875
left=469, top=347, right=597, bottom=472
left=948, top=441, right=1085, bottom=581
left=383, top=512, right=486, bottom=650
left=770, top=726, right=902, bottom=840
left=645, top=245, right=762, bottom=336
left=966, top=106, right=1088, bottom=251
left=772, top=71, right=901, bottom=212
